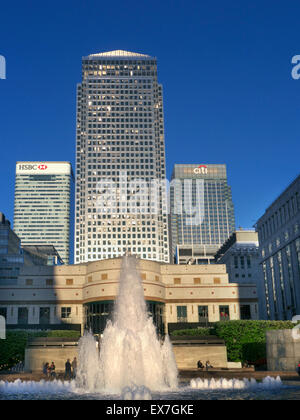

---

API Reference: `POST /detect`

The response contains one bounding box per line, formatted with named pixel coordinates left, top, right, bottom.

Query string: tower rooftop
left=88, top=50, right=151, bottom=58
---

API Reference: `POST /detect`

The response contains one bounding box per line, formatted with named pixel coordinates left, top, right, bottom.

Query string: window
left=240, top=305, right=251, bottom=320
left=66, top=279, right=73, bottom=285
left=46, top=279, right=53, bottom=286
left=219, top=306, right=230, bottom=321
left=213, top=277, right=221, bottom=284
left=194, top=278, right=201, bottom=284
left=177, top=306, right=187, bottom=322
left=18, top=307, right=28, bottom=324
left=141, top=273, right=146, bottom=280
left=40, top=307, right=50, bottom=324
left=174, top=278, right=181, bottom=285
left=101, top=273, right=108, bottom=280
left=61, top=307, right=71, bottom=319
left=198, top=306, right=208, bottom=323
left=26, top=279, right=33, bottom=286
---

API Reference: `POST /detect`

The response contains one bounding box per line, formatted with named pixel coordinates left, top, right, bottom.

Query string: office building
left=14, top=162, right=74, bottom=264
left=170, top=164, right=235, bottom=264
left=256, top=175, right=300, bottom=320
left=75, top=50, right=169, bottom=264
left=215, top=229, right=262, bottom=318
left=0, top=212, right=24, bottom=286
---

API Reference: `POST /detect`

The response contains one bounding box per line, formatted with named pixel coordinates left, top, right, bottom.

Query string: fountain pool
left=1, top=256, right=300, bottom=400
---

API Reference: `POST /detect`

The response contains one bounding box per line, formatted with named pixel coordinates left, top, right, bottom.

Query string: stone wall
left=173, top=344, right=228, bottom=369
left=25, top=341, right=228, bottom=372
left=25, top=347, right=78, bottom=372
left=266, top=329, right=300, bottom=371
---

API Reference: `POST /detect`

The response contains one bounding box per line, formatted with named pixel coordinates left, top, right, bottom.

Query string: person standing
left=71, top=357, right=77, bottom=378
left=297, top=361, right=300, bottom=377
left=64, top=359, right=72, bottom=380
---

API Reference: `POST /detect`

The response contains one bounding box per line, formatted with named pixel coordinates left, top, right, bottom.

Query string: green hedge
left=0, top=330, right=80, bottom=371
left=171, top=327, right=212, bottom=337
left=170, top=320, right=298, bottom=364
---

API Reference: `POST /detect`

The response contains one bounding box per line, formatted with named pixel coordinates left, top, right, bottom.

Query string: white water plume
left=76, top=255, right=178, bottom=393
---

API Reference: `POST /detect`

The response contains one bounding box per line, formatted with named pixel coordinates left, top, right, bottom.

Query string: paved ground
left=0, top=369, right=299, bottom=383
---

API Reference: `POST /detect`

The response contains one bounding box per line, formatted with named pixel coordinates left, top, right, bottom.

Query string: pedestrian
left=205, top=360, right=213, bottom=371
left=50, top=361, right=56, bottom=379
left=197, top=360, right=204, bottom=370
left=71, top=357, right=77, bottom=378
left=297, top=361, right=300, bottom=377
left=64, top=359, right=72, bottom=380
left=43, top=362, right=49, bottom=377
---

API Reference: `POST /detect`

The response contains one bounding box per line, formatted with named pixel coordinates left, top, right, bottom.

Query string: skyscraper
left=75, top=50, right=169, bottom=263
left=170, top=164, right=235, bottom=264
left=14, top=162, right=74, bottom=264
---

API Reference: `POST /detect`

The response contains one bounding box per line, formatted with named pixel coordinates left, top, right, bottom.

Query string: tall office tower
left=170, top=164, right=235, bottom=264
left=14, top=162, right=74, bottom=264
left=75, top=50, right=169, bottom=264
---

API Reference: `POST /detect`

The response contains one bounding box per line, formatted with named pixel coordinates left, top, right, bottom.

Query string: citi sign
left=18, top=164, right=48, bottom=171
left=193, top=165, right=208, bottom=175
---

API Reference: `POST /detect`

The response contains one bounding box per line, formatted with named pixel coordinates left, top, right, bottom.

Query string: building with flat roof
left=215, top=229, right=263, bottom=318
left=75, top=50, right=169, bottom=264
left=256, top=174, right=300, bottom=320
left=170, top=164, right=235, bottom=264
left=0, top=257, right=258, bottom=334
left=14, top=162, right=74, bottom=264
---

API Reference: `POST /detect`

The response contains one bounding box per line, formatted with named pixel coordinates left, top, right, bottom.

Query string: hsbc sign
left=194, top=165, right=208, bottom=175
left=16, top=162, right=71, bottom=176
left=18, top=164, right=48, bottom=171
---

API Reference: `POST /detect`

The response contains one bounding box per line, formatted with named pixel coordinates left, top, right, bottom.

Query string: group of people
left=43, top=361, right=56, bottom=379
left=197, top=360, right=213, bottom=371
left=42, top=357, right=77, bottom=380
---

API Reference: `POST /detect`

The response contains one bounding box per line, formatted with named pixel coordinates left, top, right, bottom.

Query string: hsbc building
left=14, top=162, right=74, bottom=264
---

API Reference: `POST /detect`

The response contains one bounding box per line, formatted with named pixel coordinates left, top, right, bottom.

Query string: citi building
left=14, top=162, right=74, bottom=264
left=170, top=164, right=235, bottom=264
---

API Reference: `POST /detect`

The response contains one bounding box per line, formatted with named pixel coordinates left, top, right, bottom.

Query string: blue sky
left=0, top=0, right=299, bottom=229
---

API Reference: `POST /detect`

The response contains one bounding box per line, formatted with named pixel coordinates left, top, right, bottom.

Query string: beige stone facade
left=0, top=258, right=259, bottom=333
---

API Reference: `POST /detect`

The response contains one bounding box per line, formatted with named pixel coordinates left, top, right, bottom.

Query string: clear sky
left=0, top=0, right=299, bottom=230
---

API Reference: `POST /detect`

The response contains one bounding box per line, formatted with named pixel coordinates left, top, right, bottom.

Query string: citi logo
left=194, top=165, right=208, bottom=175
left=38, top=164, right=47, bottom=170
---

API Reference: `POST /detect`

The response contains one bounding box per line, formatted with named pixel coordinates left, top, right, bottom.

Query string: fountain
left=76, top=255, right=178, bottom=394
left=0, top=255, right=297, bottom=400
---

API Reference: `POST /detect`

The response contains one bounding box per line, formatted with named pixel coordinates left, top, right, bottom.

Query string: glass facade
left=14, top=162, right=74, bottom=264
left=84, top=300, right=165, bottom=335
left=75, top=50, right=169, bottom=264
left=170, top=164, right=235, bottom=263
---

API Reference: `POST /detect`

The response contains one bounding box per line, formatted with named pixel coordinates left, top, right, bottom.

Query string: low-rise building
left=0, top=257, right=259, bottom=334
left=215, top=229, right=263, bottom=318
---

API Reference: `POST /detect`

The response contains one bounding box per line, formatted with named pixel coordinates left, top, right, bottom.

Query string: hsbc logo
left=18, top=164, right=48, bottom=171
left=194, top=165, right=208, bottom=175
